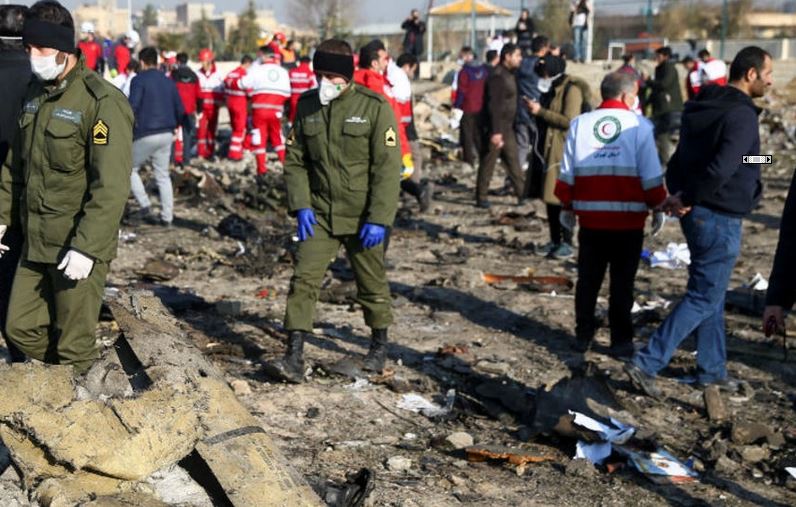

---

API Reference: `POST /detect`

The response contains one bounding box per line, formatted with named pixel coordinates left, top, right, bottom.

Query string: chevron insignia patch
left=92, top=119, right=109, bottom=145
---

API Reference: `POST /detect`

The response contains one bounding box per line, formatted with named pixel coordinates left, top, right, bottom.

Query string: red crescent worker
left=224, top=55, right=254, bottom=161
left=196, top=48, right=224, bottom=159
left=77, top=22, right=102, bottom=72
left=240, top=45, right=291, bottom=174
left=288, top=55, right=317, bottom=123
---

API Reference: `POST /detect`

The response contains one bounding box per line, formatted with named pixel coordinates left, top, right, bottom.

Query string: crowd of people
left=0, top=0, right=791, bottom=414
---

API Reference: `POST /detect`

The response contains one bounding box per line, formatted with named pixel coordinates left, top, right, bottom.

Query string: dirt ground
left=2, top=65, right=796, bottom=506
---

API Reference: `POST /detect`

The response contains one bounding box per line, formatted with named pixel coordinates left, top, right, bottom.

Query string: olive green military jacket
left=284, top=84, right=401, bottom=236
left=0, top=56, right=133, bottom=263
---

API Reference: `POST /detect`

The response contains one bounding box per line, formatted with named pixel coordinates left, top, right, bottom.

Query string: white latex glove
left=0, top=225, right=9, bottom=258
left=57, top=249, right=94, bottom=281
left=559, top=210, right=576, bottom=231
left=651, top=212, right=666, bottom=236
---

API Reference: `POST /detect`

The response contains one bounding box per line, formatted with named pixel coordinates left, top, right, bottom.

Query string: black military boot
left=362, top=329, right=388, bottom=372
left=262, top=331, right=305, bottom=383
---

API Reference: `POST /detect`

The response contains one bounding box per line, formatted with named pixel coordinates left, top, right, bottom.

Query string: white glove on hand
left=0, top=225, right=9, bottom=258
left=57, top=249, right=94, bottom=281
left=559, top=210, right=576, bottom=231
left=651, top=212, right=666, bottom=236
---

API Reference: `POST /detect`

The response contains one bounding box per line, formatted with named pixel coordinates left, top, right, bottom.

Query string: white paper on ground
left=650, top=243, right=691, bottom=269
left=569, top=411, right=636, bottom=465
left=786, top=467, right=796, bottom=479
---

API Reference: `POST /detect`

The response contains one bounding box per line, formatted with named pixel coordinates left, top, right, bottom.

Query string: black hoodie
left=665, top=84, right=762, bottom=217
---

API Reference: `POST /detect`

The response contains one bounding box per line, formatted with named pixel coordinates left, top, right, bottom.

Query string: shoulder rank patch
left=384, top=127, right=397, bottom=147
left=92, top=119, right=109, bottom=145
left=286, top=128, right=295, bottom=146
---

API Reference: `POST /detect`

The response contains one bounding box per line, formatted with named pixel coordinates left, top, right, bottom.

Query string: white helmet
left=80, top=21, right=95, bottom=34
left=126, top=30, right=140, bottom=48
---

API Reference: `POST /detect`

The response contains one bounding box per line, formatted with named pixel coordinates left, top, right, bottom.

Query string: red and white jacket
left=240, top=60, right=290, bottom=116
left=353, top=68, right=411, bottom=157
left=555, top=100, right=667, bottom=230
left=288, top=61, right=317, bottom=121
left=289, top=62, right=317, bottom=98
left=224, top=65, right=250, bottom=105
left=388, top=61, right=413, bottom=128
left=686, top=62, right=702, bottom=99
left=699, top=57, right=728, bottom=87
left=197, top=65, right=224, bottom=109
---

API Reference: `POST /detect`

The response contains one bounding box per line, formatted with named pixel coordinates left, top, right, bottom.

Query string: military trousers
left=5, top=258, right=109, bottom=373
left=284, top=225, right=393, bottom=333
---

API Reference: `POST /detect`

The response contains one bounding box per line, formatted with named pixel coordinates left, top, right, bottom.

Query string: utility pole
left=645, top=0, right=653, bottom=34
left=720, top=0, right=728, bottom=60
left=470, top=0, right=477, bottom=50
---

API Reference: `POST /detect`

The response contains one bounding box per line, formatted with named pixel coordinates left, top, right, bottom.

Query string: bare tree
left=289, top=0, right=361, bottom=39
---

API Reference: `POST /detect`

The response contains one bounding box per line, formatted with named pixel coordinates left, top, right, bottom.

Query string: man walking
left=626, top=47, right=773, bottom=398
left=224, top=54, right=253, bottom=162
left=556, top=72, right=666, bottom=358
left=128, top=46, right=185, bottom=226
left=454, top=46, right=488, bottom=168
left=647, top=47, right=683, bottom=165
left=515, top=35, right=549, bottom=195
left=0, top=0, right=132, bottom=374
left=262, top=39, right=400, bottom=383
left=477, top=43, right=524, bottom=208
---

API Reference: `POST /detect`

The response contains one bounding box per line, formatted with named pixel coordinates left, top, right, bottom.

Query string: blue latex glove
left=296, top=208, right=317, bottom=241
left=359, top=223, right=386, bottom=249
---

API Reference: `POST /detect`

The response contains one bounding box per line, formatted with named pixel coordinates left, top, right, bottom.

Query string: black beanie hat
left=535, top=54, right=566, bottom=78
left=22, top=18, right=75, bottom=53
left=313, top=50, right=354, bottom=82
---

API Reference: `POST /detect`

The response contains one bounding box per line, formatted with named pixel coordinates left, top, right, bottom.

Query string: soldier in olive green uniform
left=263, top=39, right=401, bottom=383
left=0, top=2, right=133, bottom=374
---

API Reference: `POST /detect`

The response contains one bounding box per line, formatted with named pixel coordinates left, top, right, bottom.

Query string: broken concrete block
left=215, top=299, right=244, bottom=316
left=731, top=421, right=772, bottom=445
left=739, top=446, right=770, bottom=464
left=704, top=385, right=728, bottom=422
left=230, top=379, right=253, bottom=396
left=445, top=432, right=475, bottom=450
left=386, top=456, right=413, bottom=472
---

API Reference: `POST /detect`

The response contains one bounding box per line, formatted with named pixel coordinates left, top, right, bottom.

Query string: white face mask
left=537, top=73, right=562, bottom=93
left=319, top=77, right=346, bottom=106
left=31, top=52, right=66, bottom=81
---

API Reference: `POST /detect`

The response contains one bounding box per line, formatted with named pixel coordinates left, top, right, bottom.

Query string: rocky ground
left=1, top=65, right=796, bottom=506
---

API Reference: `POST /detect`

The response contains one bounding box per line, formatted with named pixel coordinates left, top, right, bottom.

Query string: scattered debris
left=464, top=445, right=554, bottom=466
left=616, top=448, right=698, bottom=485
left=396, top=390, right=455, bottom=418
left=649, top=243, right=691, bottom=269
left=569, top=412, right=635, bottom=465
left=135, top=258, right=180, bottom=282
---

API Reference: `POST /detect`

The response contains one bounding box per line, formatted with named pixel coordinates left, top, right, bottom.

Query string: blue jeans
left=573, top=26, right=587, bottom=61
left=633, top=206, right=742, bottom=384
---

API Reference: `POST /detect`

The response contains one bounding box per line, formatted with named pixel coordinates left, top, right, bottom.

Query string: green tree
left=142, top=3, right=158, bottom=28
left=228, top=0, right=261, bottom=57
left=188, top=9, right=224, bottom=56
left=290, top=0, right=359, bottom=39
left=726, top=0, right=754, bottom=38
left=155, top=32, right=186, bottom=52
left=536, top=0, right=571, bottom=45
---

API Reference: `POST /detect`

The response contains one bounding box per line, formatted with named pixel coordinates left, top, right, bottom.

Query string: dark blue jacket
left=128, top=68, right=184, bottom=140
left=516, top=55, right=541, bottom=125
left=666, top=85, right=762, bottom=217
